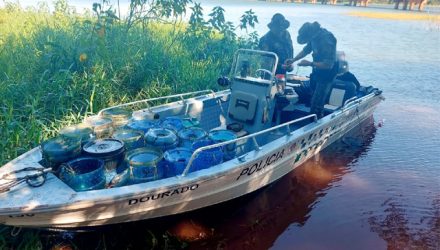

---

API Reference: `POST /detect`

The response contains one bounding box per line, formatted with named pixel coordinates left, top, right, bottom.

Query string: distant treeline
left=266, top=0, right=440, bottom=5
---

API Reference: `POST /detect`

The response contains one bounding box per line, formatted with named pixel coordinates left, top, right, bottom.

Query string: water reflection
left=367, top=197, right=440, bottom=250
left=186, top=116, right=379, bottom=249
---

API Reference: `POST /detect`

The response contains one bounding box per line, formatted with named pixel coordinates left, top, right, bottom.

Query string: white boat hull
left=0, top=89, right=382, bottom=228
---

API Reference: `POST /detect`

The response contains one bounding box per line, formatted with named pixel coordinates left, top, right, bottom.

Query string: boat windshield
left=231, top=49, right=278, bottom=81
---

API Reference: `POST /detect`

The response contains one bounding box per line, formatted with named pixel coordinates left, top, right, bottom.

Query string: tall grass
left=0, top=3, right=255, bottom=166
left=0, top=1, right=257, bottom=248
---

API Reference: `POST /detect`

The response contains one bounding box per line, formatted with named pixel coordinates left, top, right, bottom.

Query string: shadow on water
left=2, top=116, right=384, bottom=249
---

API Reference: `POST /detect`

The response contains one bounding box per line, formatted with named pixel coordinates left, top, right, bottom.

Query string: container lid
left=126, top=147, right=163, bottom=166
left=60, top=124, right=93, bottom=139
left=178, top=127, right=207, bottom=140
left=42, top=136, right=81, bottom=155
left=112, top=129, right=143, bottom=142
left=132, top=110, right=157, bottom=121
left=102, top=107, right=131, bottom=118
left=161, top=116, right=184, bottom=131
left=83, top=138, right=124, bottom=155
left=145, top=128, right=178, bottom=145
left=85, top=116, right=113, bottom=130
left=164, top=147, right=193, bottom=162
left=127, top=120, right=157, bottom=132
left=209, top=130, right=237, bottom=142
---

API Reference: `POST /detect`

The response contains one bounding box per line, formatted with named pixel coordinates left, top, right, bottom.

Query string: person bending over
left=285, top=21, right=337, bottom=118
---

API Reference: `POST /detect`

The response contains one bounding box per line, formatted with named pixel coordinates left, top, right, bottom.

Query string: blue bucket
left=145, top=128, right=179, bottom=151
left=126, top=147, right=164, bottom=184
left=208, top=130, right=237, bottom=161
left=178, top=127, right=207, bottom=148
left=191, top=139, right=223, bottom=171
left=161, top=116, right=184, bottom=132
left=164, top=147, right=193, bottom=177
left=59, top=157, right=106, bottom=192
left=126, top=119, right=158, bottom=134
left=107, top=163, right=131, bottom=188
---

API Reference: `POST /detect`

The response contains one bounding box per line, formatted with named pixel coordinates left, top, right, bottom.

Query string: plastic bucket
left=208, top=130, right=237, bottom=161
left=178, top=127, right=207, bottom=148
left=41, top=136, right=82, bottom=171
left=126, top=119, right=157, bottom=134
left=161, top=116, right=184, bottom=132
left=164, top=147, right=193, bottom=177
left=101, top=107, right=131, bottom=128
left=59, top=157, right=105, bottom=192
left=181, top=117, right=200, bottom=129
left=112, top=129, right=144, bottom=150
left=131, top=110, right=157, bottom=121
left=191, top=139, right=223, bottom=171
left=107, top=163, right=131, bottom=188
left=60, top=124, right=95, bottom=145
left=145, top=128, right=179, bottom=151
left=85, top=115, right=114, bottom=139
left=83, top=139, right=125, bottom=183
left=126, top=147, right=164, bottom=184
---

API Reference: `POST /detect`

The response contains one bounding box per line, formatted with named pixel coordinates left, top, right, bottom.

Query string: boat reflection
left=183, top=115, right=379, bottom=249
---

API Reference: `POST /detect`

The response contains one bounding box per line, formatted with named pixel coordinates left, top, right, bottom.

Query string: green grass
left=0, top=7, right=244, bottom=166
left=0, top=2, right=253, bottom=248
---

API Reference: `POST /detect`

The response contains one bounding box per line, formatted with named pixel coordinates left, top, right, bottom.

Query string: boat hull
left=0, top=91, right=382, bottom=228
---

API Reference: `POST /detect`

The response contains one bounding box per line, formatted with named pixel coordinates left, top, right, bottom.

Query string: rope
left=0, top=167, right=52, bottom=193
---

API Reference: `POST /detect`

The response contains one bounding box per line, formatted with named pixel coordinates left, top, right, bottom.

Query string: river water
left=5, top=1, right=440, bottom=249
left=185, top=2, right=440, bottom=249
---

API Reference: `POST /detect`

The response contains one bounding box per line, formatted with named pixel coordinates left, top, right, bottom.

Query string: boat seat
left=324, top=80, right=357, bottom=112
left=228, top=91, right=258, bottom=124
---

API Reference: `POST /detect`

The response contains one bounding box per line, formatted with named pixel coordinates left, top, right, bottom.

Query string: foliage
left=0, top=0, right=258, bottom=163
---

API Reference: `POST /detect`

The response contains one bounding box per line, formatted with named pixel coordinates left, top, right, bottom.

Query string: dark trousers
left=310, top=69, right=337, bottom=118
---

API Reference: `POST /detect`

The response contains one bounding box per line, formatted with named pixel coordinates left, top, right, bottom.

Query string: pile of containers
left=41, top=108, right=238, bottom=191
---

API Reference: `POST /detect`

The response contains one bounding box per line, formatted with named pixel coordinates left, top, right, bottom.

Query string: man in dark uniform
left=285, top=21, right=337, bottom=118
left=259, top=13, right=293, bottom=75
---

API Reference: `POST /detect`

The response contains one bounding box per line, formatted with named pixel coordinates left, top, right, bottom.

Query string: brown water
left=4, top=2, right=440, bottom=249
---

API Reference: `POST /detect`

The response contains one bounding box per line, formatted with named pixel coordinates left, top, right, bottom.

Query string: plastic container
left=82, top=138, right=125, bottom=183
left=101, top=107, right=131, bottom=128
left=59, top=157, right=105, bottom=192
left=164, top=147, right=193, bottom=177
left=178, top=127, right=207, bottom=148
left=191, top=139, right=223, bottom=172
left=181, top=117, right=200, bottom=129
left=161, top=116, right=184, bottom=132
left=145, top=128, right=179, bottom=151
left=59, top=124, right=95, bottom=145
left=126, top=147, right=164, bottom=184
left=126, top=119, right=157, bottom=134
left=208, top=129, right=237, bottom=161
left=112, top=129, right=144, bottom=150
left=85, top=115, right=114, bottom=139
left=41, top=136, right=82, bottom=171
left=131, top=109, right=157, bottom=121
left=107, top=163, right=131, bottom=188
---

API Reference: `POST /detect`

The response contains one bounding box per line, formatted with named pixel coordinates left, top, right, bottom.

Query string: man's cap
left=268, top=13, right=290, bottom=30
left=297, top=21, right=321, bottom=44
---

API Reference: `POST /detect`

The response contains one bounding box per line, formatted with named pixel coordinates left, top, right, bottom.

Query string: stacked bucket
left=41, top=107, right=238, bottom=192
